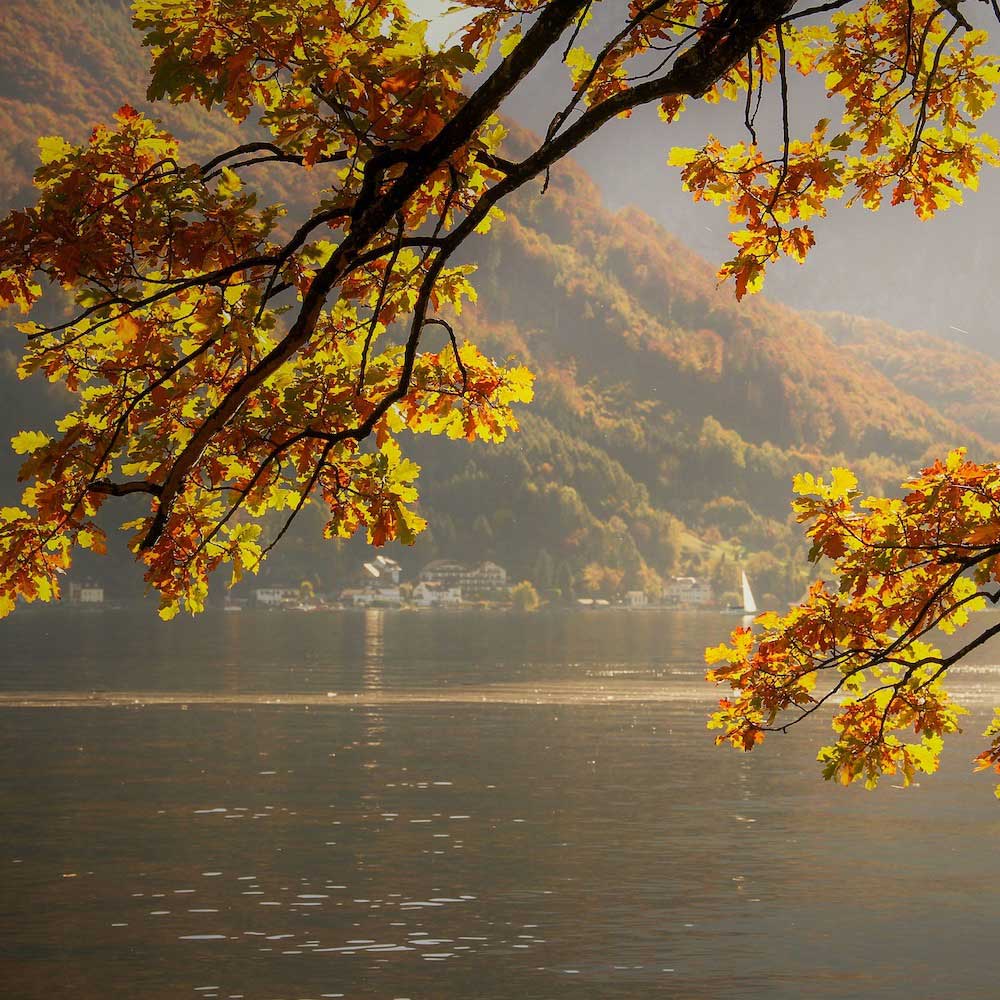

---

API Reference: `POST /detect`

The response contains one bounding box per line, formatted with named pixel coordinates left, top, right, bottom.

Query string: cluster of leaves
left=707, top=451, right=1000, bottom=794
left=668, top=1, right=1000, bottom=297
left=0, top=0, right=539, bottom=618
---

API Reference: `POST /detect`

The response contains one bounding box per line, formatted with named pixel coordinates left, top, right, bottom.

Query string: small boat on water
left=726, top=570, right=758, bottom=617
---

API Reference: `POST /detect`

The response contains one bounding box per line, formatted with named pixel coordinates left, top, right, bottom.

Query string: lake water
left=2, top=608, right=999, bottom=999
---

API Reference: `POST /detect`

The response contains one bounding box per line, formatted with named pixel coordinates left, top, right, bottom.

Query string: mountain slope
left=811, top=311, right=1000, bottom=445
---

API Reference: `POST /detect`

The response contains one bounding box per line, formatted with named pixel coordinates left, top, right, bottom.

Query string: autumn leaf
left=11, top=430, right=51, bottom=455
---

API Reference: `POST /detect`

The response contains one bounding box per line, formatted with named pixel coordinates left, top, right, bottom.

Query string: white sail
left=741, top=571, right=757, bottom=614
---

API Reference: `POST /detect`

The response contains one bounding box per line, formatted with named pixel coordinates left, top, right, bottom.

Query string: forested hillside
left=0, top=0, right=994, bottom=604
left=813, top=311, right=1000, bottom=445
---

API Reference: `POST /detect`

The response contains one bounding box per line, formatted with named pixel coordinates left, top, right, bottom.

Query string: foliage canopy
left=4, top=0, right=1000, bottom=790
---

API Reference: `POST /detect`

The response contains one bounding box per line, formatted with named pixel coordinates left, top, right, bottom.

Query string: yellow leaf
left=37, top=135, right=73, bottom=165
left=828, top=466, right=858, bottom=500
left=218, top=166, right=243, bottom=198
left=705, top=642, right=731, bottom=665
left=792, top=471, right=818, bottom=495
left=499, top=24, right=521, bottom=58
left=159, top=601, right=181, bottom=621
left=11, top=430, right=51, bottom=455
left=564, top=46, right=593, bottom=77
left=667, top=146, right=699, bottom=167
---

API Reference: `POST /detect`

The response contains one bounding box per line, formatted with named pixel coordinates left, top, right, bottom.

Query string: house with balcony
left=419, top=559, right=508, bottom=596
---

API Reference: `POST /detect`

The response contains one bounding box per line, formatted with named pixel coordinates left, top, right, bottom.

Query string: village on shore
left=67, top=559, right=720, bottom=613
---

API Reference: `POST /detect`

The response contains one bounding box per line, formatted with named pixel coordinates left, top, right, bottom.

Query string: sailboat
left=726, top=570, right=758, bottom=617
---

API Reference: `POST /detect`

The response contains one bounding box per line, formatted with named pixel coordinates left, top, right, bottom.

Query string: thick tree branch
left=138, top=0, right=593, bottom=549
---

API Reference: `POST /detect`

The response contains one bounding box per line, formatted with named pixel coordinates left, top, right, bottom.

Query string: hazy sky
left=416, top=1, right=1000, bottom=355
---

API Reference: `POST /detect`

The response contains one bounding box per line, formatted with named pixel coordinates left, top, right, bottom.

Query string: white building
left=344, top=586, right=402, bottom=607
left=663, top=576, right=714, bottom=607
left=471, top=561, right=508, bottom=592
left=255, top=586, right=299, bottom=607
left=419, top=560, right=508, bottom=594
left=625, top=590, right=648, bottom=608
left=418, top=559, right=466, bottom=587
left=69, top=581, right=104, bottom=604
left=351, top=554, right=404, bottom=606
left=412, top=581, right=462, bottom=607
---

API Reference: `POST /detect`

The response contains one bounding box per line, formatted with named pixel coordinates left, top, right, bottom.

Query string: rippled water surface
left=2, top=608, right=1000, bottom=999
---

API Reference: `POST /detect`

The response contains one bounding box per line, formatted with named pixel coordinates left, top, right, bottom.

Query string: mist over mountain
left=0, top=0, right=995, bottom=604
